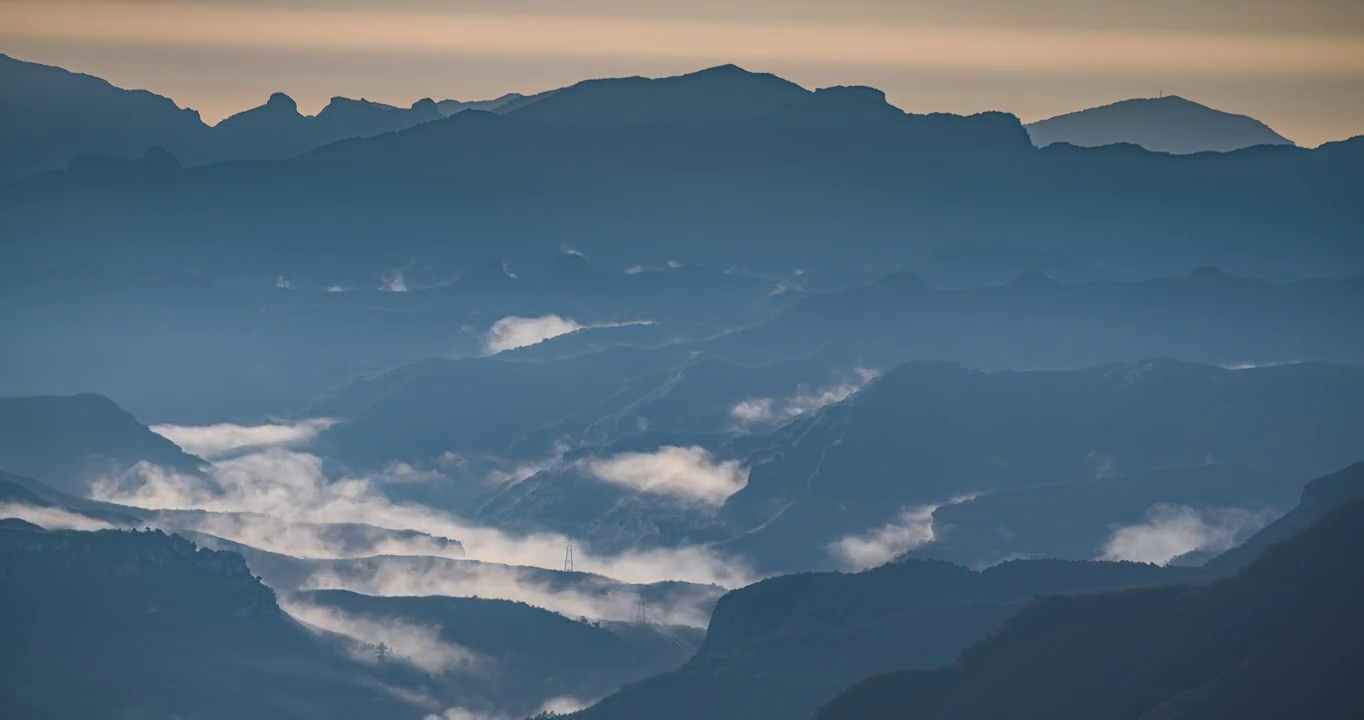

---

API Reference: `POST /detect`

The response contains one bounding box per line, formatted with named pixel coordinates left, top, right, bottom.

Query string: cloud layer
left=150, top=418, right=335, bottom=459
left=301, top=557, right=721, bottom=628
left=0, top=503, right=116, bottom=531
left=91, top=448, right=753, bottom=589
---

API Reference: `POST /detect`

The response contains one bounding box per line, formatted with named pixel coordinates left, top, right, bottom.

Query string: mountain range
left=4, top=55, right=1360, bottom=284
left=0, top=52, right=526, bottom=184
left=2, top=46, right=1362, bottom=720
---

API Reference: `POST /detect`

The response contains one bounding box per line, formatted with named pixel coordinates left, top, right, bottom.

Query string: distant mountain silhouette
left=213, top=93, right=443, bottom=161
left=312, top=96, right=442, bottom=140
left=816, top=495, right=1364, bottom=720
left=3, top=59, right=1359, bottom=280
left=0, top=393, right=203, bottom=494
left=1027, top=95, right=1294, bottom=154
left=436, top=92, right=530, bottom=116
left=212, top=92, right=315, bottom=159
left=507, top=64, right=809, bottom=126
left=0, top=53, right=209, bottom=184
left=0, top=53, right=447, bottom=182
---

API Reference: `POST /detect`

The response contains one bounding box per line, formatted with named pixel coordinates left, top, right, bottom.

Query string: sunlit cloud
left=484, top=315, right=585, bottom=354
left=580, top=446, right=748, bottom=506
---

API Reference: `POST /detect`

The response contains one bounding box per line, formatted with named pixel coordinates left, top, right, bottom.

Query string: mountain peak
left=694, top=63, right=750, bottom=75
left=266, top=92, right=297, bottom=111
left=1027, top=95, right=1293, bottom=154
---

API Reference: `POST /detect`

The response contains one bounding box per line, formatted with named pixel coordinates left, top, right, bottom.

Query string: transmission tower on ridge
left=635, top=594, right=647, bottom=624
left=563, top=536, right=575, bottom=572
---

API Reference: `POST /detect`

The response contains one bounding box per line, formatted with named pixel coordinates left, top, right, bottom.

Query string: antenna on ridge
left=635, top=594, right=647, bottom=624
left=563, top=536, right=575, bottom=572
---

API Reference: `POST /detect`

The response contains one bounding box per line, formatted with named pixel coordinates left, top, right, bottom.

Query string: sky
left=3, top=0, right=1363, bottom=146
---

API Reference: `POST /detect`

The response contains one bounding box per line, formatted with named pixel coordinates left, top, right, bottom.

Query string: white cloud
left=372, top=461, right=446, bottom=485
left=483, top=315, right=656, bottom=354
left=280, top=597, right=480, bottom=675
left=1219, top=360, right=1302, bottom=370
left=827, top=495, right=976, bottom=571
left=150, top=418, right=335, bottom=459
left=729, top=398, right=776, bottom=426
left=1099, top=504, right=1276, bottom=565
left=91, top=449, right=753, bottom=590
left=275, top=275, right=294, bottom=289
left=483, top=315, right=586, bottom=354
left=536, top=697, right=591, bottom=715
left=422, top=700, right=590, bottom=720
left=730, top=368, right=879, bottom=430
left=380, top=268, right=408, bottom=292
left=0, top=503, right=116, bottom=531
left=581, top=446, right=748, bottom=506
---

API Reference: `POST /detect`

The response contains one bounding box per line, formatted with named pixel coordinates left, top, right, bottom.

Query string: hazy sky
left=4, top=0, right=1363, bottom=146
